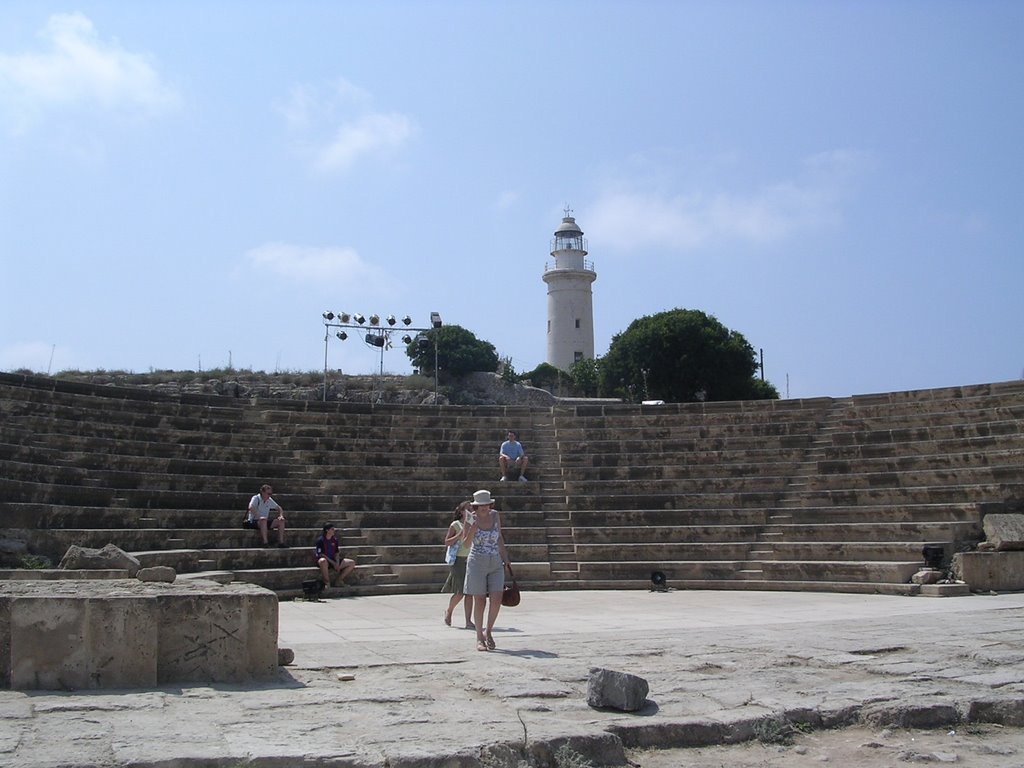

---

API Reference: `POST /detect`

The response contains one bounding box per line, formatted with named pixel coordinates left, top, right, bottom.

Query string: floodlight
left=340, top=313, right=351, bottom=323
left=431, top=311, right=442, bottom=328
left=336, top=331, right=347, bottom=340
left=387, top=315, right=397, bottom=326
left=369, top=314, right=380, bottom=326
left=402, top=315, right=412, bottom=326
left=323, top=311, right=334, bottom=321
left=365, top=334, right=385, bottom=348
left=354, top=314, right=365, bottom=324
left=401, top=335, right=413, bottom=344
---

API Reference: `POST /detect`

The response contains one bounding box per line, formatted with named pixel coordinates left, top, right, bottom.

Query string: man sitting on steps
left=244, top=483, right=287, bottom=547
left=498, top=430, right=529, bottom=482
left=315, top=523, right=356, bottom=589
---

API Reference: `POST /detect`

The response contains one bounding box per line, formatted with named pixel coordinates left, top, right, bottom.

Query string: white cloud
left=242, top=242, right=391, bottom=290
left=278, top=77, right=415, bottom=174
left=0, top=13, right=180, bottom=133
left=493, top=190, right=520, bottom=211
left=314, top=112, right=414, bottom=173
left=588, top=149, right=873, bottom=252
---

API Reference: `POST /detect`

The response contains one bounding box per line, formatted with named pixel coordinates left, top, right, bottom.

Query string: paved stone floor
left=2, top=588, right=1024, bottom=767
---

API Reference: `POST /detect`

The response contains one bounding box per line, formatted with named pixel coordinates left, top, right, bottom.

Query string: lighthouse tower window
left=575, top=318, right=581, bottom=329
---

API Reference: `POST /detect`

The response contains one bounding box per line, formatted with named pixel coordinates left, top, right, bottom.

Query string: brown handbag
left=502, top=564, right=521, bottom=607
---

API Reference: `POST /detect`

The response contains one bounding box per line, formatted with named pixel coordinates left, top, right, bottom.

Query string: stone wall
left=0, top=579, right=279, bottom=690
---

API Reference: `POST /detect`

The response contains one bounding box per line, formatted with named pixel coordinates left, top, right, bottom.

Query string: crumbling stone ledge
left=0, top=579, right=278, bottom=690
left=464, top=697, right=1024, bottom=768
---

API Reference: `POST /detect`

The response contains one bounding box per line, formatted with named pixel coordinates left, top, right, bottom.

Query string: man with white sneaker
left=498, top=430, right=529, bottom=482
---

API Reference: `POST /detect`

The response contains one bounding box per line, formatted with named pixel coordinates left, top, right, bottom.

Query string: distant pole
left=759, top=348, right=764, bottom=381
left=323, top=329, right=329, bottom=402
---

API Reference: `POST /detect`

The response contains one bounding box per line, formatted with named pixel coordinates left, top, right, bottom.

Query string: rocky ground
left=630, top=724, right=1023, bottom=767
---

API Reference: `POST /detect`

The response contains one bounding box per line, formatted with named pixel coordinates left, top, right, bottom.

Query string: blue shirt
left=500, top=440, right=524, bottom=461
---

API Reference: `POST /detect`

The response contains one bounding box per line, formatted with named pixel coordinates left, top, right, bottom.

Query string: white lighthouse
left=543, top=208, right=597, bottom=371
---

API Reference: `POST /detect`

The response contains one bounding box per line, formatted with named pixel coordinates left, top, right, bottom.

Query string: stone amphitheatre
left=0, top=370, right=1022, bottom=767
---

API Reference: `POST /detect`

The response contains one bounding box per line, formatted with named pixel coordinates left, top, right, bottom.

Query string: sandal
left=485, top=632, right=496, bottom=650
left=476, top=640, right=489, bottom=652
left=443, top=610, right=452, bottom=627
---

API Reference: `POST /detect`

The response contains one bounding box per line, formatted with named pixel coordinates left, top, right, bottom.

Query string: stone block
left=587, top=667, right=649, bottom=711
left=966, top=698, right=1024, bottom=726
left=10, top=592, right=157, bottom=689
left=156, top=587, right=278, bottom=684
left=137, top=566, right=176, bottom=583
left=954, top=551, right=1024, bottom=592
left=983, top=514, right=1024, bottom=551
left=0, top=579, right=279, bottom=690
left=911, top=569, right=943, bottom=585
left=59, top=544, right=141, bottom=577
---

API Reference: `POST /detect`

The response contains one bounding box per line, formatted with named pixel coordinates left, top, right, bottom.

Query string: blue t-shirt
left=500, top=440, right=524, bottom=461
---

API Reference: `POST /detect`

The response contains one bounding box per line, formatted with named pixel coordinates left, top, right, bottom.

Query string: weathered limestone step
left=550, top=564, right=579, bottom=573
left=919, top=582, right=971, bottom=597
left=166, top=538, right=185, bottom=548
left=178, top=570, right=234, bottom=584
left=737, top=569, right=764, bottom=579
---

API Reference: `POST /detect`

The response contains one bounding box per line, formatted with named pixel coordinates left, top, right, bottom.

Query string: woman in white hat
left=462, top=489, right=511, bottom=651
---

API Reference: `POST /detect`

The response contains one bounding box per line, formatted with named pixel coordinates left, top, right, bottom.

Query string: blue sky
left=1, top=1, right=1021, bottom=399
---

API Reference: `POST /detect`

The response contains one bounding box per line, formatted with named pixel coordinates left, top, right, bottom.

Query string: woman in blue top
left=462, top=489, right=512, bottom=652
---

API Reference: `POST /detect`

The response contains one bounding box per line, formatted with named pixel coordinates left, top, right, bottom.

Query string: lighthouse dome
left=554, top=216, right=583, bottom=237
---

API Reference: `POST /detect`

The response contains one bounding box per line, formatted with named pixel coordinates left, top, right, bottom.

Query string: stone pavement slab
left=2, top=589, right=1024, bottom=767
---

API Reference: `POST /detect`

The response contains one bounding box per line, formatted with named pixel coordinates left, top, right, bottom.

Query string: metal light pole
left=321, top=311, right=442, bottom=403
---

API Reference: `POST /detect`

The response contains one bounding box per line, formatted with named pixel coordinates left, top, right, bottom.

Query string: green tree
left=748, top=377, right=781, bottom=400
left=600, top=308, right=777, bottom=403
left=521, top=362, right=563, bottom=391
left=569, top=357, right=601, bottom=397
left=405, top=325, right=499, bottom=377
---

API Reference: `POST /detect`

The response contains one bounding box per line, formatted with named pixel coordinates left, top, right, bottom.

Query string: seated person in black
left=315, top=523, right=355, bottom=588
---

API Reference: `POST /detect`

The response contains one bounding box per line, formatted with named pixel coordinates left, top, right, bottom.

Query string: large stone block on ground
left=587, top=667, right=649, bottom=711
left=983, top=514, right=1024, bottom=551
left=59, top=543, right=141, bottom=576
left=954, top=550, right=1024, bottom=592
left=0, top=579, right=278, bottom=690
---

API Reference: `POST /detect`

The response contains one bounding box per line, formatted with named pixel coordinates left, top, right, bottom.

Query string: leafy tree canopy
left=600, top=308, right=777, bottom=403
left=405, top=325, right=499, bottom=378
left=521, top=362, right=563, bottom=390
left=568, top=357, right=601, bottom=397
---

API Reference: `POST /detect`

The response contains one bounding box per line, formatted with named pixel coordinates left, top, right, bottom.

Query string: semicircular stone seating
left=1, top=372, right=1021, bottom=597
